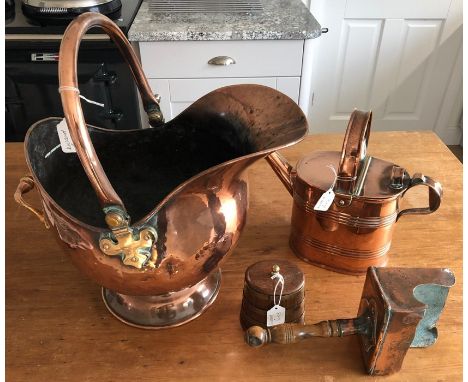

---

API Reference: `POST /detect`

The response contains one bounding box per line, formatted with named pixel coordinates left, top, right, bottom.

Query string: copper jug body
left=267, top=110, right=442, bottom=275
left=15, top=13, right=308, bottom=329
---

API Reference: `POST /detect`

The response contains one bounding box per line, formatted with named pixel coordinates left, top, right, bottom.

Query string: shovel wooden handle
left=245, top=317, right=368, bottom=347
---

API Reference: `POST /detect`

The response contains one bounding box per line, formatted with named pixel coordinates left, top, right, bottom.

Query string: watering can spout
left=266, top=152, right=295, bottom=196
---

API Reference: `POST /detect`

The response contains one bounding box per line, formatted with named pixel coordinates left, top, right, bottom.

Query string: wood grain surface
left=6, top=132, right=462, bottom=382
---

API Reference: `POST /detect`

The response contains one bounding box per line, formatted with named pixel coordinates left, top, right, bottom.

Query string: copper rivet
left=339, top=200, right=345, bottom=206
left=103, top=244, right=110, bottom=250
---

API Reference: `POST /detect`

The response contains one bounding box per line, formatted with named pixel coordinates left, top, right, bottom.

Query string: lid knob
left=271, top=264, right=280, bottom=275
left=390, top=166, right=405, bottom=190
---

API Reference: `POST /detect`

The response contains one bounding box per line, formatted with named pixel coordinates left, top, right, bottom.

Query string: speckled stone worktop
left=128, top=0, right=321, bottom=41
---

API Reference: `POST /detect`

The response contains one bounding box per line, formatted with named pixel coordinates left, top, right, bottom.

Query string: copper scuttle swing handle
left=59, top=12, right=163, bottom=217
left=14, top=176, right=50, bottom=229
left=58, top=13, right=161, bottom=268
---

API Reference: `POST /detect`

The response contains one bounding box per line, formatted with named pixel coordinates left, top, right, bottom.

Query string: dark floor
left=448, top=145, right=463, bottom=163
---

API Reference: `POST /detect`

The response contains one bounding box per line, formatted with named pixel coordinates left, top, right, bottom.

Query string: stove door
left=6, top=42, right=141, bottom=142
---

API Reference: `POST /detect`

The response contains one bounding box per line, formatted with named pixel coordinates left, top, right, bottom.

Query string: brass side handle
left=14, top=176, right=50, bottom=229
left=397, top=173, right=443, bottom=220
left=208, top=56, right=236, bottom=66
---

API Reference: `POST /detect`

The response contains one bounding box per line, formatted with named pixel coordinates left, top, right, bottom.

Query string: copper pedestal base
left=102, top=270, right=222, bottom=329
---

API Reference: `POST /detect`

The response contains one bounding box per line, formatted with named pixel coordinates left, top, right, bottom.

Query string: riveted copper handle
left=58, top=12, right=164, bottom=227
left=336, top=110, right=372, bottom=194
left=14, top=176, right=50, bottom=229
left=397, top=173, right=443, bottom=220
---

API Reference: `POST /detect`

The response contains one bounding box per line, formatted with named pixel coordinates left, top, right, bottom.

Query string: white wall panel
left=334, top=19, right=382, bottom=114
left=344, top=0, right=451, bottom=19
left=384, top=20, right=442, bottom=117
left=307, top=0, right=462, bottom=142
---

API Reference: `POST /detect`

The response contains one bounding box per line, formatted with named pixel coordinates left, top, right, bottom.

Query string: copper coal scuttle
left=15, top=13, right=308, bottom=329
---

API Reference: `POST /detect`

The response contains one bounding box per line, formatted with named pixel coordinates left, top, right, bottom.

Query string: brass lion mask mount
left=245, top=267, right=455, bottom=376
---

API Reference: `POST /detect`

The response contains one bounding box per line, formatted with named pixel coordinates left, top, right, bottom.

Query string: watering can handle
left=58, top=12, right=163, bottom=228
left=336, top=110, right=372, bottom=194
left=397, top=173, right=443, bottom=220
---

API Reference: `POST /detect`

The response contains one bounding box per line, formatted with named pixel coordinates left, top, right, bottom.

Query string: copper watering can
left=266, top=110, right=443, bottom=275
left=14, top=13, right=308, bottom=329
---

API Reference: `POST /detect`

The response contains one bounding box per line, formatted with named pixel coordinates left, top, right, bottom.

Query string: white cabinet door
left=307, top=0, right=462, bottom=143
left=149, top=77, right=301, bottom=121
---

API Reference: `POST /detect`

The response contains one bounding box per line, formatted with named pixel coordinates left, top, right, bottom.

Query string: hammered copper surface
left=267, top=110, right=443, bottom=275
left=16, top=13, right=307, bottom=327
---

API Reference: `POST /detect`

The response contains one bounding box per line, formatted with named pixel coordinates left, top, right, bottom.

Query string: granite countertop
left=128, top=0, right=321, bottom=41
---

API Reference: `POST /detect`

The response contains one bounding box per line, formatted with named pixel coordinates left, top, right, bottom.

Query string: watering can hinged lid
left=295, top=110, right=412, bottom=200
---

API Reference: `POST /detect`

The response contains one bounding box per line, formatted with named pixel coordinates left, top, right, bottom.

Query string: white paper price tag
left=267, top=305, right=285, bottom=327
left=314, top=189, right=335, bottom=211
left=56, top=119, right=76, bottom=153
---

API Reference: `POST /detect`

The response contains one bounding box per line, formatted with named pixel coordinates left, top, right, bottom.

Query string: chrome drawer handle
left=208, top=56, right=236, bottom=66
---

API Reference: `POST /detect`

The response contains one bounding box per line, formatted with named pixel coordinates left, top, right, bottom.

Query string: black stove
left=6, top=0, right=141, bottom=36
left=5, top=0, right=145, bottom=142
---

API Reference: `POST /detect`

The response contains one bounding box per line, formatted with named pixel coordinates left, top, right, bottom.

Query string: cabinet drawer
left=140, top=40, right=304, bottom=78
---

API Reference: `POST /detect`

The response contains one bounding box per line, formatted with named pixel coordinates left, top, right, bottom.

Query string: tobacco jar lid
left=244, top=260, right=305, bottom=296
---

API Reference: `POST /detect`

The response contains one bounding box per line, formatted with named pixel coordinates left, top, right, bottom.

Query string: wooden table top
left=6, top=131, right=462, bottom=381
